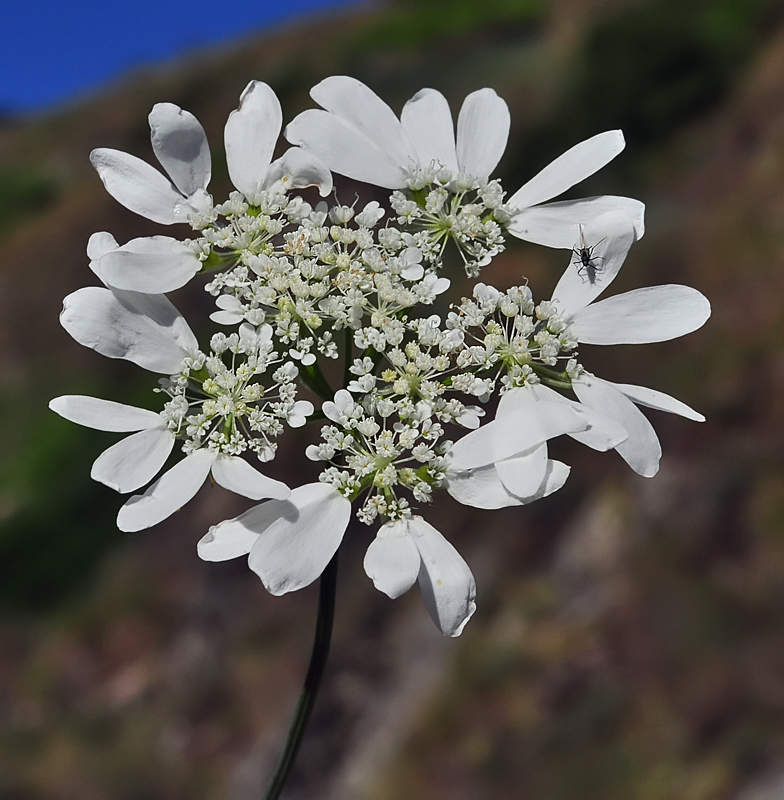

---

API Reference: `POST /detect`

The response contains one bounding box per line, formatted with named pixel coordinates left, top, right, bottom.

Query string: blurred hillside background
left=2, top=0, right=784, bottom=797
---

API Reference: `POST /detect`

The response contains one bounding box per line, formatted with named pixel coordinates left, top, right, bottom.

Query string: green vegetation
left=0, top=407, right=121, bottom=612
left=0, top=165, right=58, bottom=234
left=357, top=0, right=546, bottom=48
left=568, top=0, right=782, bottom=147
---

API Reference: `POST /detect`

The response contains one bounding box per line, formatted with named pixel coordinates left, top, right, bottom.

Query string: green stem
left=299, top=361, right=335, bottom=402
left=530, top=362, right=573, bottom=389
left=262, top=552, right=339, bottom=800
left=343, top=327, right=353, bottom=388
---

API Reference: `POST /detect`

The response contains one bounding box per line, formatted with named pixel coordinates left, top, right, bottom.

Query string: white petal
left=247, top=483, right=351, bottom=595
left=401, top=262, right=424, bottom=281
left=506, top=383, right=628, bottom=452
left=611, top=382, right=705, bottom=422
left=573, top=375, right=661, bottom=477
left=94, top=236, right=201, bottom=294
left=409, top=517, right=476, bottom=637
left=215, top=294, right=243, bottom=312
left=322, top=389, right=353, bottom=422
left=199, top=526, right=259, bottom=562
left=287, top=400, right=314, bottom=427
left=310, top=76, right=417, bottom=171
left=448, top=401, right=586, bottom=471
left=210, top=294, right=244, bottom=325
left=149, top=103, right=211, bottom=196
left=551, top=210, right=637, bottom=317
left=211, top=455, right=290, bottom=500
left=495, top=445, right=548, bottom=497
left=569, top=285, right=711, bottom=344
left=286, top=109, right=408, bottom=189
left=224, top=81, right=281, bottom=197
left=264, top=147, right=333, bottom=197
left=87, top=231, right=119, bottom=262
left=363, top=519, right=421, bottom=599
left=401, top=88, right=458, bottom=172
left=210, top=310, right=244, bottom=325
left=495, top=384, right=546, bottom=418
left=116, top=449, right=216, bottom=532
left=455, top=88, right=510, bottom=181
left=198, top=498, right=286, bottom=562
left=509, top=131, right=625, bottom=210
left=507, top=195, right=645, bottom=248
left=60, top=287, right=197, bottom=373
left=446, top=464, right=523, bottom=509
left=90, top=148, right=187, bottom=224
left=91, top=427, right=175, bottom=493
left=531, top=459, right=571, bottom=500
left=49, top=395, right=162, bottom=432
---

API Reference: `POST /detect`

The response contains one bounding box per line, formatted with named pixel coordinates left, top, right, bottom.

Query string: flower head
left=54, top=76, right=710, bottom=636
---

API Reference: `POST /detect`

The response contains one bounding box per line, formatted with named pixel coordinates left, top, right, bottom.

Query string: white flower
left=49, top=396, right=175, bottom=493
left=572, top=373, right=705, bottom=478
left=89, top=81, right=332, bottom=293
left=91, top=102, right=214, bottom=225
left=60, top=285, right=199, bottom=373
left=505, top=131, right=646, bottom=248
left=285, top=76, right=510, bottom=188
left=223, top=81, right=332, bottom=203
left=56, top=286, right=289, bottom=530
left=50, top=396, right=290, bottom=532
left=117, top=449, right=289, bottom=532
left=88, top=230, right=204, bottom=296
left=322, top=388, right=362, bottom=426
left=445, top=395, right=595, bottom=509
left=197, top=483, right=352, bottom=594
left=364, top=516, right=476, bottom=637
left=551, top=210, right=710, bottom=476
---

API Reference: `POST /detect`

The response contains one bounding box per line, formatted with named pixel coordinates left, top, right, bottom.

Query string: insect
left=572, top=226, right=606, bottom=285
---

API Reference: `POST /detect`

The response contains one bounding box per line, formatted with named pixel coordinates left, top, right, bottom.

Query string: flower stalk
left=263, top=551, right=339, bottom=800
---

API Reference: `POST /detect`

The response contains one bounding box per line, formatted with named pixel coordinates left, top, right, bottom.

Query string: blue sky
left=2, top=0, right=361, bottom=113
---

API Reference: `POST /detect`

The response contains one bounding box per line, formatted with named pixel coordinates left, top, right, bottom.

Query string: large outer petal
left=198, top=497, right=285, bottom=562
left=286, top=109, right=409, bottom=189
left=446, top=463, right=525, bottom=509
left=264, top=147, right=333, bottom=197
left=456, top=88, right=510, bottom=181
left=94, top=236, right=201, bottom=294
left=447, top=457, right=570, bottom=509
left=495, top=445, right=548, bottom=497
left=574, top=375, right=661, bottom=477
left=509, top=131, right=625, bottom=210
left=363, top=519, right=421, bottom=599
left=448, top=401, right=586, bottom=470
left=310, top=76, right=417, bottom=170
left=401, top=88, right=458, bottom=173
left=49, top=395, right=161, bottom=432
left=211, top=455, right=290, bottom=500
left=507, top=195, right=645, bottom=248
left=517, top=383, right=628, bottom=452
left=149, top=103, right=211, bottom=196
left=224, top=81, right=281, bottom=197
left=247, top=483, right=351, bottom=595
left=612, top=382, right=705, bottom=422
left=117, top=449, right=216, bottom=532
left=569, top=285, right=711, bottom=344
left=87, top=231, right=119, bottom=263
left=91, top=427, right=175, bottom=493
left=60, top=287, right=198, bottom=373
left=409, top=517, right=476, bottom=637
left=90, top=148, right=187, bottom=225
left=551, top=210, right=637, bottom=317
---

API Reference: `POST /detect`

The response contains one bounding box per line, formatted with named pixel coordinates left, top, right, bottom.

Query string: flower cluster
left=52, top=76, right=710, bottom=636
